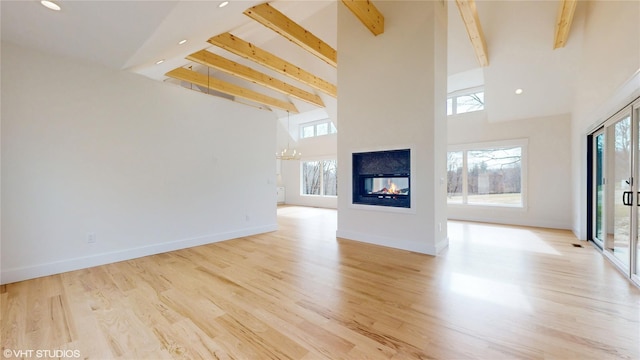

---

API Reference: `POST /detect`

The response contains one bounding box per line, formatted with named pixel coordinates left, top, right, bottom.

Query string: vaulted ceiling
left=1, top=0, right=587, bottom=123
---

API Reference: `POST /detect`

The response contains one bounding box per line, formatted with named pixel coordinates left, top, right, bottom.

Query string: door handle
left=623, top=191, right=633, bottom=206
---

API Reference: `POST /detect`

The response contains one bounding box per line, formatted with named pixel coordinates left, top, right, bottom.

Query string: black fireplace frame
left=352, top=149, right=411, bottom=208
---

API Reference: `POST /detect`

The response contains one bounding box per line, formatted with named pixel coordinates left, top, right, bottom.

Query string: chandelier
left=276, top=111, right=302, bottom=160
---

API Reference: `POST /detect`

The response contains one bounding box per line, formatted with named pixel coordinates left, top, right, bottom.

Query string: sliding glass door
left=606, top=112, right=632, bottom=271
left=591, top=98, right=640, bottom=285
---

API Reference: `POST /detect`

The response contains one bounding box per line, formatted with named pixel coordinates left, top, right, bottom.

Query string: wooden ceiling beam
left=341, top=0, right=384, bottom=36
left=187, top=50, right=324, bottom=108
left=208, top=32, right=337, bottom=98
left=455, top=0, right=489, bottom=67
left=243, top=2, right=337, bottom=67
left=166, top=67, right=298, bottom=113
left=553, top=0, right=577, bottom=49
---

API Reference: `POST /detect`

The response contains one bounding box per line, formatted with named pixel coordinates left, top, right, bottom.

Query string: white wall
left=1, top=42, right=277, bottom=284
left=336, top=1, right=448, bottom=255
left=571, top=1, right=640, bottom=239
left=448, top=112, right=572, bottom=229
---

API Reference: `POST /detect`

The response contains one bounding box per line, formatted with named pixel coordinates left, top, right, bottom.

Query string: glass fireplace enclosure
left=363, top=176, right=410, bottom=196
left=589, top=97, right=640, bottom=286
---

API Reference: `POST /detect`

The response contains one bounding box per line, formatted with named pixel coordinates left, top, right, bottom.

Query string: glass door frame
left=632, top=99, right=640, bottom=285
left=591, top=128, right=605, bottom=249
left=594, top=104, right=636, bottom=281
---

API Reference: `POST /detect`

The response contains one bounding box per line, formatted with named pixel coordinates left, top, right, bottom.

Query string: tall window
left=300, top=120, right=337, bottom=139
left=448, top=89, right=485, bottom=116
left=447, top=140, right=525, bottom=207
left=302, top=160, right=337, bottom=196
left=447, top=151, right=464, bottom=204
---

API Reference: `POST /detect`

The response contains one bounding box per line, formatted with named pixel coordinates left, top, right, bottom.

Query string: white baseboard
left=0, top=224, right=277, bottom=285
left=435, top=237, right=449, bottom=254
left=336, top=229, right=437, bottom=255
left=572, top=226, right=586, bottom=240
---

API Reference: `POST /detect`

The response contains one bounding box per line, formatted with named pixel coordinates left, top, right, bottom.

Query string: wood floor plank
left=2, top=206, right=640, bottom=359
left=1, top=282, right=27, bottom=353
left=61, top=272, right=114, bottom=358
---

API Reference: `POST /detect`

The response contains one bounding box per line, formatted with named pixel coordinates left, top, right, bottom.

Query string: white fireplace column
left=336, top=0, right=448, bottom=255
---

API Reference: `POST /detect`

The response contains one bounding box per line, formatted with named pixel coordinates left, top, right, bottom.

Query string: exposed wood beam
left=208, top=32, right=337, bottom=98
left=243, top=2, right=337, bottom=67
left=187, top=50, right=324, bottom=108
left=553, top=0, right=578, bottom=49
left=166, top=67, right=298, bottom=113
left=455, top=0, right=489, bottom=67
left=341, top=0, right=384, bottom=36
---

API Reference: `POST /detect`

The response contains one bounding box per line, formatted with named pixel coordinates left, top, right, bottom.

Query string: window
left=448, top=89, right=485, bottom=116
left=316, top=122, right=329, bottom=136
left=447, top=140, right=525, bottom=207
left=300, top=119, right=337, bottom=139
left=302, top=125, right=315, bottom=138
left=302, top=160, right=337, bottom=196
left=447, top=151, right=463, bottom=204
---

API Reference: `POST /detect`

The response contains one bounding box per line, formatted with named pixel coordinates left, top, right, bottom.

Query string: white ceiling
left=1, top=0, right=587, bottom=123
left=1, top=0, right=180, bottom=69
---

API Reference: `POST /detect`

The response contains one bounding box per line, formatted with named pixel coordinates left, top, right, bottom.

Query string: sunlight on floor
left=448, top=222, right=561, bottom=256
left=450, top=272, right=533, bottom=313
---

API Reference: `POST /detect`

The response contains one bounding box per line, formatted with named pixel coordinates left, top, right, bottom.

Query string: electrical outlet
left=87, top=232, right=96, bottom=244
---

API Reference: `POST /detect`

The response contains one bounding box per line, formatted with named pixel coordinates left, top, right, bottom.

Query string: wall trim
left=336, top=229, right=436, bottom=255
left=0, top=224, right=277, bottom=285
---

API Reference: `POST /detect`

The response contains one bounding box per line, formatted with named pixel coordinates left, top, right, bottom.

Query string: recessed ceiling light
left=178, top=39, right=188, bottom=45
left=41, top=0, right=61, bottom=11
left=219, top=1, right=229, bottom=8
left=515, top=88, right=524, bottom=95
left=155, top=59, right=165, bottom=65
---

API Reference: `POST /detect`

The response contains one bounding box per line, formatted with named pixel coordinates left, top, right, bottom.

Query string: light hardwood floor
left=2, top=206, right=639, bottom=359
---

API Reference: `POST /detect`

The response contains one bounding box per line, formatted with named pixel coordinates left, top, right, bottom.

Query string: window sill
left=447, top=203, right=526, bottom=211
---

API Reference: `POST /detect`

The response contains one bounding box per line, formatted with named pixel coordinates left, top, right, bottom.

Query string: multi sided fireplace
left=352, top=149, right=410, bottom=208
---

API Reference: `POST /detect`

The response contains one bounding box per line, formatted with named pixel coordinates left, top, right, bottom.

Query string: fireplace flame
left=375, top=179, right=400, bottom=194
left=388, top=180, right=398, bottom=194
